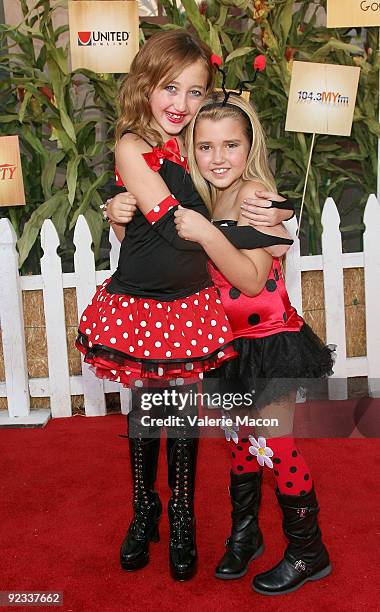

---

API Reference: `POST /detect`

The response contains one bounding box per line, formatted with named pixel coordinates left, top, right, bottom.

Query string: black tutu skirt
left=205, top=323, right=335, bottom=409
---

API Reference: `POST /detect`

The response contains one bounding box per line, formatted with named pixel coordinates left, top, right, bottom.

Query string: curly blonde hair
left=186, top=93, right=276, bottom=214
left=116, top=30, right=215, bottom=145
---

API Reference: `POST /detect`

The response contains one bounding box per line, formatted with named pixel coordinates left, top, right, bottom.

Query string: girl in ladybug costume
left=175, top=93, right=334, bottom=595
left=76, top=32, right=293, bottom=581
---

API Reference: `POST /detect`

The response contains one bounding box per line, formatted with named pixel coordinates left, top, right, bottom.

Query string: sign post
left=285, top=60, right=360, bottom=400
left=326, top=1, right=380, bottom=198
left=285, top=60, right=360, bottom=231
left=327, top=0, right=380, bottom=28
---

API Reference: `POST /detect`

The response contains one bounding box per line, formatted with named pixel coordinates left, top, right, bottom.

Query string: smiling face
left=149, top=60, right=208, bottom=139
left=194, top=116, right=251, bottom=190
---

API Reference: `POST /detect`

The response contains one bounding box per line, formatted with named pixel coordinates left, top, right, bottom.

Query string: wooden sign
left=68, top=0, right=139, bottom=73
left=327, top=0, right=380, bottom=28
left=0, top=136, right=26, bottom=207
left=285, top=61, right=360, bottom=137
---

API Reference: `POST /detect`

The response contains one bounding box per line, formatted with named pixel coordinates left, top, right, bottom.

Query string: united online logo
left=78, top=31, right=92, bottom=46
left=77, top=31, right=130, bottom=46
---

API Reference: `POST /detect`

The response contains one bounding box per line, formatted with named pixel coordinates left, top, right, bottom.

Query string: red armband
left=146, top=194, right=179, bottom=225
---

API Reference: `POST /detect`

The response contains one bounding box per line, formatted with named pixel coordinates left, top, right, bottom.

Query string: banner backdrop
left=327, top=0, right=380, bottom=28
left=0, top=136, right=25, bottom=207
left=285, top=61, right=360, bottom=137
left=68, top=0, right=139, bottom=73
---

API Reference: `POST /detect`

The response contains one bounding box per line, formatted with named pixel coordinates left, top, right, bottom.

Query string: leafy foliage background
left=0, top=0, right=379, bottom=270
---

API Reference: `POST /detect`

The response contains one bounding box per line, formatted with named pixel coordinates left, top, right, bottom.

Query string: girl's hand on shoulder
left=174, top=206, right=211, bottom=243
left=106, top=191, right=137, bottom=224
left=237, top=184, right=292, bottom=258
left=240, top=191, right=292, bottom=226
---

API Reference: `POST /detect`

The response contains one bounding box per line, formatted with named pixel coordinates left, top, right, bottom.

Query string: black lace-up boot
left=120, top=437, right=162, bottom=571
left=252, top=487, right=332, bottom=595
left=215, top=471, right=264, bottom=579
left=167, top=436, right=198, bottom=581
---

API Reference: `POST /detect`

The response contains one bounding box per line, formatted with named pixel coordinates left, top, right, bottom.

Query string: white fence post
left=363, top=195, right=380, bottom=397
left=109, top=227, right=131, bottom=414
left=321, top=198, right=348, bottom=400
left=0, top=219, right=30, bottom=418
left=74, top=215, right=106, bottom=416
left=2, top=199, right=380, bottom=417
left=285, top=216, right=303, bottom=315
left=40, top=220, right=71, bottom=417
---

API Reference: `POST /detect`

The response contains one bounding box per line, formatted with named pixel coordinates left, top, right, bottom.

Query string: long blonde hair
left=186, top=94, right=276, bottom=214
left=116, top=30, right=214, bottom=145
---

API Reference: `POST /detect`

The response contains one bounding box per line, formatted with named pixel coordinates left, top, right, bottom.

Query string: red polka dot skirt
left=76, top=279, right=238, bottom=387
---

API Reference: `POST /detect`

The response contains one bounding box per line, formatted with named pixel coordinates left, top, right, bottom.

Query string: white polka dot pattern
left=77, top=279, right=237, bottom=386
left=145, top=194, right=179, bottom=225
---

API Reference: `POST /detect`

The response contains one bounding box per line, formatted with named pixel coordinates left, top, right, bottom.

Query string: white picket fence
left=0, top=196, right=379, bottom=425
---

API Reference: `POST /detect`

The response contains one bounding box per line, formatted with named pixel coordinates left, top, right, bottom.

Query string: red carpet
left=1, top=414, right=379, bottom=612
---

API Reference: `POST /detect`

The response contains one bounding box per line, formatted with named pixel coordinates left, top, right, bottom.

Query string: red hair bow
left=142, top=138, right=188, bottom=172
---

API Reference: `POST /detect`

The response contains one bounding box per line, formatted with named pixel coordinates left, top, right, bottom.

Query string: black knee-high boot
left=252, top=487, right=331, bottom=595
left=120, top=436, right=162, bottom=571
left=167, top=436, right=198, bottom=581
left=215, top=471, right=264, bottom=579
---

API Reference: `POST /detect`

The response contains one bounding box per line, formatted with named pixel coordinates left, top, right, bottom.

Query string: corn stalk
left=0, top=0, right=378, bottom=265
left=0, top=0, right=120, bottom=271
left=152, top=0, right=379, bottom=253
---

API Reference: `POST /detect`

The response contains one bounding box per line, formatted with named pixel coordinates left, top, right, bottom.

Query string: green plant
left=1, top=0, right=378, bottom=264
left=149, top=0, right=379, bottom=253
left=0, top=0, right=120, bottom=271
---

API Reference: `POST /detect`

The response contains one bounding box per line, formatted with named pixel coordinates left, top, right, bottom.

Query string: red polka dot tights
left=229, top=435, right=313, bottom=496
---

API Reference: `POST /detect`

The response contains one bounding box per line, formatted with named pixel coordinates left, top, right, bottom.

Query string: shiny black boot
left=120, top=437, right=162, bottom=571
left=167, top=437, right=198, bottom=581
left=215, top=471, right=264, bottom=580
left=252, top=487, right=332, bottom=595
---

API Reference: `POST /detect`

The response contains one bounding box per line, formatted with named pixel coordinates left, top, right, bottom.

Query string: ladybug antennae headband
left=210, top=53, right=267, bottom=106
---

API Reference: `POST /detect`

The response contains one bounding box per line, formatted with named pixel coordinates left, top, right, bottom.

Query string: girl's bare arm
left=175, top=207, right=273, bottom=296
left=111, top=223, right=126, bottom=242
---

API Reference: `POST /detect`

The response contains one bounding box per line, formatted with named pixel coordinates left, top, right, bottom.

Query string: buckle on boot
left=294, top=559, right=307, bottom=573
left=297, top=507, right=308, bottom=518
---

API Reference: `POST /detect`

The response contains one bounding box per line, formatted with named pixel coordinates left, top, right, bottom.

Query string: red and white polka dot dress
left=76, top=142, right=238, bottom=388
left=76, top=279, right=236, bottom=387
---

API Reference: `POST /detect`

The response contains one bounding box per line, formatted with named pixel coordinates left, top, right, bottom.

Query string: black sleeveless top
left=106, top=159, right=212, bottom=301
left=106, top=150, right=293, bottom=301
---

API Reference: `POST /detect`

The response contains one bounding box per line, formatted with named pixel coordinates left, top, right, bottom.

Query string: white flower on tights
left=248, top=436, right=274, bottom=468
left=221, top=422, right=239, bottom=444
